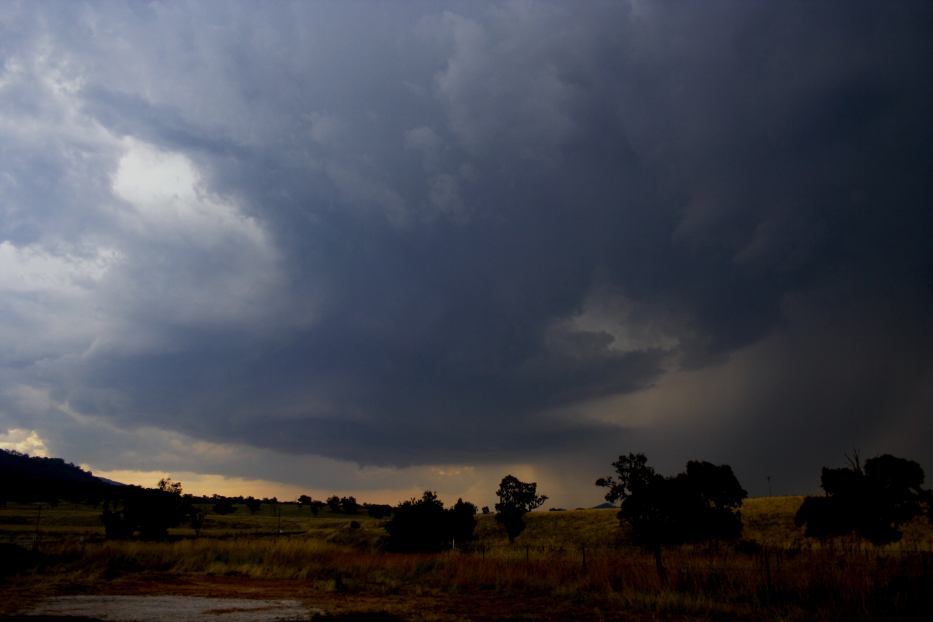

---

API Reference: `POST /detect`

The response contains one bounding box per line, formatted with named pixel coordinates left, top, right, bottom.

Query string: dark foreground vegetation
left=2, top=449, right=932, bottom=621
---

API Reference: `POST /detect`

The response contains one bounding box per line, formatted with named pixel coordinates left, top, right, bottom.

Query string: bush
left=384, top=491, right=477, bottom=552
left=795, top=453, right=931, bottom=545
left=211, top=496, right=237, bottom=516
left=366, top=504, right=393, bottom=519
left=101, top=486, right=193, bottom=540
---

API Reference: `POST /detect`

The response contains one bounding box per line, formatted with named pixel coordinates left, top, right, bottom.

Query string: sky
left=1, top=1, right=932, bottom=509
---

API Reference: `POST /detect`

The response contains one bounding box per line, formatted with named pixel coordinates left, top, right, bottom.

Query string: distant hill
left=0, top=449, right=113, bottom=503
left=592, top=502, right=618, bottom=509
left=95, top=476, right=126, bottom=487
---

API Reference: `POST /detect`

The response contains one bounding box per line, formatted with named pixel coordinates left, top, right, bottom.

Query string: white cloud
left=103, top=137, right=293, bottom=330
left=0, top=428, right=48, bottom=456
left=0, top=243, right=117, bottom=362
left=0, top=241, right=116, bottom=295
left=564, top=287, right=684, bottom=355
left=111, top=138, right=268, bottom=248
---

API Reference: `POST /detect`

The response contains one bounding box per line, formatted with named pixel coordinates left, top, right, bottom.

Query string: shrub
left=795, top=453, right=932, bottom=545
left=384, top=491, right=477, bottom=552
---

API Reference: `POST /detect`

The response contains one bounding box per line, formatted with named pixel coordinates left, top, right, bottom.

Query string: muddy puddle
left=19, top=595, right=319, bottom=621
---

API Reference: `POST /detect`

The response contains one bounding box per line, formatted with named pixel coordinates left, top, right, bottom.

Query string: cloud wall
left=1, top=1, right=931, bottom=503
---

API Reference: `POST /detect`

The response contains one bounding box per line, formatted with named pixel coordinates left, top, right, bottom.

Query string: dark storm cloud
left=1, top=1, right=932, bottom=495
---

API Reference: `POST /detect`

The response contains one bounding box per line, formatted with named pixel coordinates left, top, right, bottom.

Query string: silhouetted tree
left=495, top=475, right=547, bottom=543
left=326, top=495, right=341, bottom=513
left=102, top=481, right=193, bottom=540
left=297, top=494, right=325, bottom=516
left=384, top=491, right=447, bottom=552
left=597, top=454, right=747, bottom=583
left=795, top=453, right=932, bottom=545
left=340, top=496, right=359, bottom=514
left=365, top=503, right=393, bottom=519
left=449, top=498, right=478, bottom=545
left=211, top=495, right=237, bottom=515
left=595, top=453, right=655, bottom=501
left=384, top=491, right=478, bottom=552
left=244, top=496, right=263, bottom=514
left=157, top=478, right=183, bottom=495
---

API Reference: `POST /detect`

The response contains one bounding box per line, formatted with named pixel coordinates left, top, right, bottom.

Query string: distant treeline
left=3, top=448, right=931, bottom=568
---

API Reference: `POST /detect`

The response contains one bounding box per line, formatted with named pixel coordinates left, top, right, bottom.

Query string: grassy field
left=1, top=497, right=931, bottom=621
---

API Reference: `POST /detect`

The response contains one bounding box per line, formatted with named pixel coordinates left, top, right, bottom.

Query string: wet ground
left=1, top=574, right=623, bottom=621
left=18, top=595, right=318, bottom=621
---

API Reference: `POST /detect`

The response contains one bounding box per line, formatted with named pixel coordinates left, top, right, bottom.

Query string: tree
left=383, top=491, right=478, bottom=552
left=211, top=495, right=237, bottom=515
left=795, top=453, right=932, bottom=545
left=101, top=481, right=193, bottom=540
left=157, top=478, right=183, bottom=495
left=244, top=496, right=263, bottom=514
left=494, top=475, right=547, bottom=543
left=449, top=498, right=478, bottom=545
left=384, top=491, right=445, bottom=552
left=297, top=495, right=325, bottom=516
left=597, top=454, right=747, bottom=583
left=595, top=453, right=655, bottom=501
left=326, top=495, right=341, bottom=513
left=365, top=503, right=393, bottom=519
left=340, top=496, right=359, bottom=514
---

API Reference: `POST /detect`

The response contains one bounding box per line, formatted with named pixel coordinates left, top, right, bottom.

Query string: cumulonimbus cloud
left=0, top=2, right=931, bottom=501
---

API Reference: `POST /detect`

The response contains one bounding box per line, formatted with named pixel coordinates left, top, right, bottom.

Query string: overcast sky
left=1, top=1, right=931, bottom=508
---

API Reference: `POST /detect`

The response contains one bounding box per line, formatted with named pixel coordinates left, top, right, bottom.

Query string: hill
left=0, top=449, right=110, bottom=504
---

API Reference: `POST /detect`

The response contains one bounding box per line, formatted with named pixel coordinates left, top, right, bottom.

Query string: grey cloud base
left=1, top=2, right=931, bottom=499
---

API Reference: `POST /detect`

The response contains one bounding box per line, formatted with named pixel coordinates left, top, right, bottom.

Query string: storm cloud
left=1, top=1, right=931, bottom=504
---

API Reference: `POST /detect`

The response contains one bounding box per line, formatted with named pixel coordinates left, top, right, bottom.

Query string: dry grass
left=2, top=498, right=932, bottom=621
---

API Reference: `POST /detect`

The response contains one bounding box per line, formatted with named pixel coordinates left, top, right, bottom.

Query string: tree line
left=3, top=448, right=931, bottom=563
